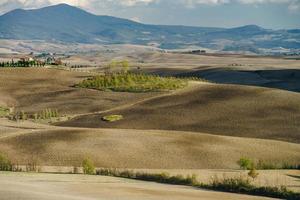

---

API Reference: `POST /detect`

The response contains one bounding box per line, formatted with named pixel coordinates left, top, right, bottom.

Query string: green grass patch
left=0, top=107, right=10, bottom=118
left=102, top=115, right=123, bottom=122
left=96, top=168, right=300, bottom=200
left=0, top=154, right=12, bottom=171
left=76, top=73, right=188, bottom=92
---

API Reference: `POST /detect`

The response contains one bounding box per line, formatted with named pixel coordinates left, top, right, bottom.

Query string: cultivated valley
left=0, top=3, right=300, bottom=200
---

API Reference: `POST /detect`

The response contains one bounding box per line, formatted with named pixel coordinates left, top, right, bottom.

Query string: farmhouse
left=20, top=56, right=35, bottom=62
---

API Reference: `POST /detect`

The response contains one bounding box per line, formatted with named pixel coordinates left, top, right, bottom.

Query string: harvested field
left=0, top=124, right=299, bottom=169
left=0, top=53, right=300, bottom=200
left=0, top=68, right=159, bottom=114
left=60, top=83, right=300, bottom=143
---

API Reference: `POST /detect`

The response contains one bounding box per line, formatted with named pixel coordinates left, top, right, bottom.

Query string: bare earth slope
left=2, top=68, right=300, bottom=144
left=0, top=68, right=158, bottom=114
left=60, top=83, right=300, bottom=143
left=0, top=121, right=299, bottom=169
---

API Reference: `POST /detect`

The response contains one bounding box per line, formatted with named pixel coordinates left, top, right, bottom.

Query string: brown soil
left=59, top=83, right=300, bottom=143
left=0, top=68, right=159, bottom=115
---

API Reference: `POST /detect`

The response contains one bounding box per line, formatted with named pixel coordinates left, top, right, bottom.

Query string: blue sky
left=0, top=0, right=299, bottom=29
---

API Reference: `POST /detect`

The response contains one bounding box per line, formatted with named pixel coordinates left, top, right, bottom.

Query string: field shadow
left=287, top=174, right=300, bottom=182
left=2, top=130, right=83, bottom=154
left=176, top=68, right=300, bottom=93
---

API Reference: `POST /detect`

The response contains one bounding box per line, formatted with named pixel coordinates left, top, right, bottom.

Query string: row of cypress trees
left=0, top=60, right=45, bottom=68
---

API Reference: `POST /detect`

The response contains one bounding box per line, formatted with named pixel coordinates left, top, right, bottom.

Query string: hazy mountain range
left=0, top=3, right=300, bottom=54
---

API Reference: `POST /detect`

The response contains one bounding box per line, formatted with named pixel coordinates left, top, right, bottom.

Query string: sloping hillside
left=0, top=124, right=299, bottom=169
left=0, top=68, right=158, bottom=114
left=59, top=84, right=300, bottom=143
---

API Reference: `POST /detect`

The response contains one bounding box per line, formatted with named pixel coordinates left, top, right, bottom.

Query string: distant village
left=0, top=53, right=63, bottom=67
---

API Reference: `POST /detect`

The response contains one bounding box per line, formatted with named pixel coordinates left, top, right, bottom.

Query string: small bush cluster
left=106, top=60, right=130, bottom=74
left=257, top=160, right=300, bottom=170
left=237, top=158, right=260, bottom=180
left=82, top=158, right=95, bottom=175
left=207, top=176, right=299, bottom=200
left=35, top=108, right=59, bottom=120
left=248, top=168, right=259, bottom=180
left=0, top=153, right=40, bottom=172
left=76, top=73, right=188, bottom=92
left=238, top=157, right=253, bottom=170
left=238, top=157, right=300, bottom=170
left=0, top=107, right=10, bottom=118
left=101, top=115, right=123, bottom=122
left=9, top=111, right=26, bottom=121
left=209, top=176, right=252, bottom=193
left=0, top=154, right=12, bottom=171
left=9, top=108, right=59, bottom=121
left=96, top=169, right=197, bottom=185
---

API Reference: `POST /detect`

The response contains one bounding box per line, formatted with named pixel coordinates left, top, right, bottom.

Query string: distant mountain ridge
left=0, top=4, right=300, bottom=54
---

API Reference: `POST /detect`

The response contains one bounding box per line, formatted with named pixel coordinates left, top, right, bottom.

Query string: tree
left=21, top=111, right=27, bottom=121
left=82, top=158, right=95, bottom=175
left=54, top=109, right=59, bottom=118
left=237, top=157, right=253, bottom=170
left=0, top=154, right=12, bottom=171
left=248, top=168, right=259, bottom=180
left=33, top=113, right=38, bottom=121
left=107, top=60, right=118, bottom=74
left=121, top=60, right=129, bottom=74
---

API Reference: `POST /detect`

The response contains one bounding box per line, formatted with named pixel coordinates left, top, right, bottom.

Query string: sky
left=0, top=0, right=299, bottom=29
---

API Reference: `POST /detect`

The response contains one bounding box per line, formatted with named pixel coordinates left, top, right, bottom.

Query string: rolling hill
left=59, top=83, right=300, bottom=143
left=0, top=3, right=300, bottom=53
left=1, top=123, right=299, bottom=169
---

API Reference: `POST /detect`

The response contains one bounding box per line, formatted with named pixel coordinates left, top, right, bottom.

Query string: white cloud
left=288, top=1, right=300, bottom=11
left=130, top=16, right=141, bottom=22
left=179, top=0, right=300, bottom=11
left=180, top=0, right=298, bottom=5
left=117, top=0, right=158, bottom=6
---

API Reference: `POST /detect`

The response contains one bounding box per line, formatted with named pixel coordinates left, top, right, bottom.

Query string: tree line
left=0, top=60, right=45, bottom=68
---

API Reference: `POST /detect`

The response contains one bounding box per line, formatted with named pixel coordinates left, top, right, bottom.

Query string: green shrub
left=0, top=154, right=12, bottom=171
left=37, top=108, right=60, bottom=120
left=21, top=111, right=27, bottom=120
left=96, top=169, right=197, bottom=186
left=106, top=60, right=130, bottom=74
left=8, top=108, right=60, bottom=122
left=237, top=157, right=253, bottom=170
left=248, top=168, right=259, bottom=180
left=82, top=158, right=95, bottom=175
left=250, top=186, right=300, bottom=200
left=0, top=107, right=10, bottom=117
left=207, top=177, right=299, bottom=199
left=102, top=115, right=123, bottom=122
left=209, top=176, right=252, bottom=193
left=76, top=73, right=188, bottom=93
